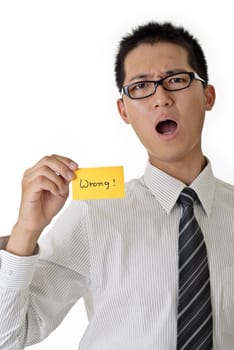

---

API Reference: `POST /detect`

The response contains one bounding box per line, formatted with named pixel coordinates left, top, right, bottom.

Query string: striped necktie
left=176, top=187, right=213, bottom=350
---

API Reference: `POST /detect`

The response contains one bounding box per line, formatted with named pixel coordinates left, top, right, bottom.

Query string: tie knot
left=178, top=187, right=197, bottom=207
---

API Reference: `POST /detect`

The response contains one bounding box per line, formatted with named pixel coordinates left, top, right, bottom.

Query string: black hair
left=114, top=22, right=208, bottom=93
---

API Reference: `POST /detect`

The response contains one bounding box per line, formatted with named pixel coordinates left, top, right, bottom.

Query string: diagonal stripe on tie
left=176, top=187, right=213, bottom=350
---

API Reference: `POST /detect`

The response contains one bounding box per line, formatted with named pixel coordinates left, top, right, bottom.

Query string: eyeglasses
left=122, top=71, right=206, bottom=100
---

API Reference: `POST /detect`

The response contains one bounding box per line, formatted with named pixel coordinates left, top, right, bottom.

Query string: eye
left=130, top=81, right=150, bottom=91
left=168, top=77, right=186, bottom=84
left=126, top=81, right=155, bottom=98
left=164, top=73, right=191, bottom=90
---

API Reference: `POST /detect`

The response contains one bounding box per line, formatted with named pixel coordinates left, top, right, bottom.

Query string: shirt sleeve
left=0, top=200, right=90, bottom=349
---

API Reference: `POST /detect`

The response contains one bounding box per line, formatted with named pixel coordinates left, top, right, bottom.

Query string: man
left=0, top=21, right=233, bottom=349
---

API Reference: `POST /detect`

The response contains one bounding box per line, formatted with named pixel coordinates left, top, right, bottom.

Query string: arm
left=7, top=154, right=78, bottom=256
left=0, top=155, right=90, bottom=349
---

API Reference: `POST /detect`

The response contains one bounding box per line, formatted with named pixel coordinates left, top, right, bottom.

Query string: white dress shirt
left=1, top=161, right=234, bottom=349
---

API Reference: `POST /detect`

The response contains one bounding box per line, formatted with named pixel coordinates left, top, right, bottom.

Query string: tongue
left=156, top=120, right=177, bottom=135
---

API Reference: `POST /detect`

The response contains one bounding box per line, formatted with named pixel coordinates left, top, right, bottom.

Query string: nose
left=152, top=85, right=173, bottom=108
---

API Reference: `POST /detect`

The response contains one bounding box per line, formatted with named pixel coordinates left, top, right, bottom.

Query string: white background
left=0, top=0, right=233, bottom=349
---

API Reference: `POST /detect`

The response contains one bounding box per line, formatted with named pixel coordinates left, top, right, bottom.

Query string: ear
left=204, top=84, right=216, bottom=111
left=117, top=98, right=130, bottom=124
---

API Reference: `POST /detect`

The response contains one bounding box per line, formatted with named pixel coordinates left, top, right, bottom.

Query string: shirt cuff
left=0, top=248, right=39, bottom=290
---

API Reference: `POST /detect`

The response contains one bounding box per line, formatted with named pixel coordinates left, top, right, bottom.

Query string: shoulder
left=215, top=177, right=234, bottom=192
left=214, top=177, right=234, bottom=205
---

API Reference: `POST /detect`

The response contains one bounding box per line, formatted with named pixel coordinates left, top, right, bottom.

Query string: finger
left=25, top=155, right=78, bottom=182
left=28, top=175, right=67, bottom=197
left=23, top=165, right=69, bottom=196
left=50, top=154, right=78, bottom=171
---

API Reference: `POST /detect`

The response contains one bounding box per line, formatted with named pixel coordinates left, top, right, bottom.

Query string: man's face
left=117, top=42, right=215, bottom=170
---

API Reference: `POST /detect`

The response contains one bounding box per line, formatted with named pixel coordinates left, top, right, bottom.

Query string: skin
left=117, top=42, right=216, bottom=184
left=7, top=42, right=216, bottom=257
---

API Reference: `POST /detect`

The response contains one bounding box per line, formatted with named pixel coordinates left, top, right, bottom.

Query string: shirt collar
left=143, top=160, right=215, bottom=216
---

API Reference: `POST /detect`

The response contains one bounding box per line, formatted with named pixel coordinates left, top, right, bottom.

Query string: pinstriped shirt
left=1, top=161, right=234, bottom=349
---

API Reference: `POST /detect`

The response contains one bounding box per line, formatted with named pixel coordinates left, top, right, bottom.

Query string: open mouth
left=156, top=120, right=178, bottom=135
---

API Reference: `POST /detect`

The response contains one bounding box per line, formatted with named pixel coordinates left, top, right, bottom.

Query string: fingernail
left=69, top=161, right=78, bottom=170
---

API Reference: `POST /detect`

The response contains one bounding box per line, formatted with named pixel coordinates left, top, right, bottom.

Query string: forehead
left=124, top=42, right=191, bottom=83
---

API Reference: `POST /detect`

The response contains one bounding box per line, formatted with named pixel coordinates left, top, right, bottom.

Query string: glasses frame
left=121, top=71, right=206, bottom=100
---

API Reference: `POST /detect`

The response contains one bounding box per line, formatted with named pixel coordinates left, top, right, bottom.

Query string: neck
left=149, top=154, right=207, bottom=185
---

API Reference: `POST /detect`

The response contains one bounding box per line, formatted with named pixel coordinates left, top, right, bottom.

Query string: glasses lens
left=163, top=73, right=191, bottom=91
left=127, top=81, right=155, bottom=99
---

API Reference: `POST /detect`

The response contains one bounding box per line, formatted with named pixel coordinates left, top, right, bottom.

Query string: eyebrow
left=127, top=69, right=186, bottom=84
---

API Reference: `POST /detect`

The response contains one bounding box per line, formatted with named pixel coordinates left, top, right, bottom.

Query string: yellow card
left=72, top=166, right=125, bottom=200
